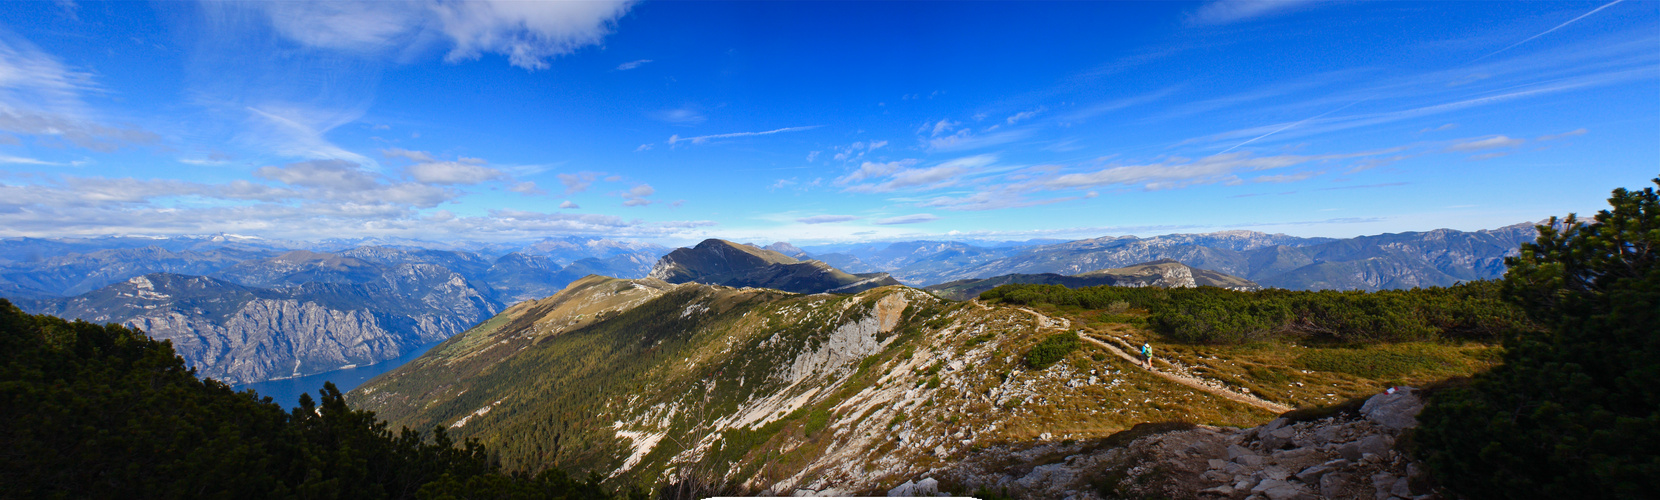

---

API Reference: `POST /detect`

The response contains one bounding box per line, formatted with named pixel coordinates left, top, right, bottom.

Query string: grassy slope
left=349, top=281, right=1501, bottom=494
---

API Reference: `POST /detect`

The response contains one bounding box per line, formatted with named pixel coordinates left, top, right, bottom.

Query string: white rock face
left=784, top=292, right=907, bottom=383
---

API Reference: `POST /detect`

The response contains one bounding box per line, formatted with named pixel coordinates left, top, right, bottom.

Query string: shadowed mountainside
left=648, top=239, right=902, bottom=294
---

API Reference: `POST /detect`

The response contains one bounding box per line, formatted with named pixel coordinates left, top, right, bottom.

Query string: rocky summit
left=648, top=238, right=902, bottom=294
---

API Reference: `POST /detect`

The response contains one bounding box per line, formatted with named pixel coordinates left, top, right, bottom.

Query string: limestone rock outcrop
left=892, top=387, right=1441, bottom=499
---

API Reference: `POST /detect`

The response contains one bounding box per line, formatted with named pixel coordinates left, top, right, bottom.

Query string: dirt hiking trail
left=978, top=301, right=1293, bottom=414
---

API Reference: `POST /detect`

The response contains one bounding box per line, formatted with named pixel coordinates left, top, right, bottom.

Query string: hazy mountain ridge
left=796, top=224, right=1536, bottom=290
left=0, top=235, right=666, bottom=302
left=0, top=225, right=1534, bottom=385
left=0, top=246, right=278, bottom=297
left=924, top=259, right=1260, bottom=300
left=24, top=271, right=497, bottom=384
left=1, top=235, right=668, bottom=383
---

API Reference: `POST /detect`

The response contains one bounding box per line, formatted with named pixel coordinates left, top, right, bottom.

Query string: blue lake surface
left=235, top=341, right=442, bottom=410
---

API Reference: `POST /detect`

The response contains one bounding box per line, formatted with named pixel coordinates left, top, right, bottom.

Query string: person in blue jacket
left=1141, top=343, right=1152, bottom=367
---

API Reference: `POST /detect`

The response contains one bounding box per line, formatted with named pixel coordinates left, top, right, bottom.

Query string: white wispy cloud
left=652, top=107, right=706, bottom=125
left=873, top=214, right=938, bottom=225
left=384, top=148, right=506, bottom=185
left=254, top=159, right=454, bottom=207
left=1446, top=135, right=1524, bottom=152
left=236, top=0, right=636, bottom=70
left=1045, top=152, right=1318, bottom=190
left=618, top=183, right=654, bottom=206
left=839, top=154, right=997, bottom=194
left=408, top=161, right=500, bottom=185
left=0, top=35, right=158, bottom=151
left=558, top=200, right=579, bottom=209
left=1005, top=107, right=1045, bottom=125
left=245, top=105, right=376, bottom=167
left=832, top=140, right=887, bottom=162
left=0, top=155, right=62, bottom=165
left=838, top=160, right=917, bottom=184
left=1176, top=33, right=1655, bottom=152
left=558, top=172, right=602, bottom=195
left=1538, top=128, right=1588, bottom=141
left=926, top=127, right=1032, bottom=152
left=915, top=189, right=1079, bottom=211
left=1475, top=0, right=1627, bottom=62
left=1217, top=96, right=1373, bottom=154
left=509, top=181, right=545, bottom=195
left=0, top=172, right=725, bottom=241
left=616, top=59, right=652, bottom=70
left=666, top=126, right=818, bottom=146
left=1252, top=171, right=1322, bottom=183
left=1188, top=0, right=1332, bottom=25
left=1068, top=86, right=1180, bottom=121
left=797, top=215, right=862, bottom=224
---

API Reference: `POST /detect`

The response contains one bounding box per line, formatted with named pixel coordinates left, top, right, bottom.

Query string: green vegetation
left=1415, top=179, right=1660, bottom=499
left=1293, top=345, right=1459, bottom=379
left=964, top=332, right=996, bottom=347
left=0, top=299, right=618, bottom=499
left=982, top=279, right=1535, bottom=344
left=352, top=285, right=962, bottom=491
left=1024, top=332, right=1081, bottom=369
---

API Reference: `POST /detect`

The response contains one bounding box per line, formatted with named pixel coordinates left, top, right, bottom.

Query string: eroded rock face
left=128, top=297, right=478, bottom=384
left=785, top=293, right=908, bottom=383
left=34, top=272, right=497, bottom=384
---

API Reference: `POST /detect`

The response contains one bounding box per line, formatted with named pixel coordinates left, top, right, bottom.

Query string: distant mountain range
left=649, top=239, right=902, bottom=294
left=26, top=272, right=495, bottom=384
left=0, top=223, right=1540, bottom=383
left=2, top=235, right=667, bottom=383
left=791, top=223, right=1538, bottom=291
left=924, top=259, right=1260, bottom=300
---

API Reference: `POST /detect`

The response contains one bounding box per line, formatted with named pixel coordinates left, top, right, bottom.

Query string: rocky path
left=1079, top=334, right=1292, bottom=414
left=987, top=301, right=1293, bottom=415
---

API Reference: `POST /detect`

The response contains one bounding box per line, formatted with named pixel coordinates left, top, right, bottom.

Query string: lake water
left=235, top=341, right=442, bottom=410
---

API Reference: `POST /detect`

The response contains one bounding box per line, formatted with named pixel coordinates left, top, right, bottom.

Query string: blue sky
left=0, top=0, right=1654, bottom=245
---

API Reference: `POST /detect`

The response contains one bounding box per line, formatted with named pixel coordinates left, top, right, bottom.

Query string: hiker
left=1141, top=343, right=1152, bottom=367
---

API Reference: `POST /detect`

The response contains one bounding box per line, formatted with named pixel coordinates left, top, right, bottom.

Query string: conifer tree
left=1415, top=178, right=1660, bottom=499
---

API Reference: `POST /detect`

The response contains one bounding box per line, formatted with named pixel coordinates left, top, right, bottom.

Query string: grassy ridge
left=980, top=280, right=1536, bottom=344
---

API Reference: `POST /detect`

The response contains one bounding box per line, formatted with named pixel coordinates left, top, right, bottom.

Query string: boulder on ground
left=914, top=478, right=939, bottom=496
left=887, top=480, right=915, bottom=497
left=1360, top=387, right=1423, bottom=431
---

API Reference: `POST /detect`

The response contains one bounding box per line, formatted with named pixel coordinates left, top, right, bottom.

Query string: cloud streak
left=1189, top=0, right=1332, bottom=25
left=1474, top=0, right=1626, bottom=62
left=1446, top=135, right=1524, bottom=152
left=666, top=126, right=818, bottom=146
left=873, top=214, right=939, bottom=225
left=797, top=215, right=861, bottom=224
left=838, top=154, right=997, bottom=194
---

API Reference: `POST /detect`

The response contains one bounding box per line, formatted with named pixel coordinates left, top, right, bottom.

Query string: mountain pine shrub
left=1024, top=332, right=1081, bottom=369
left=0, top=299, right=618, bottom=499
left=1414, top=178, right=1660, bottom=499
